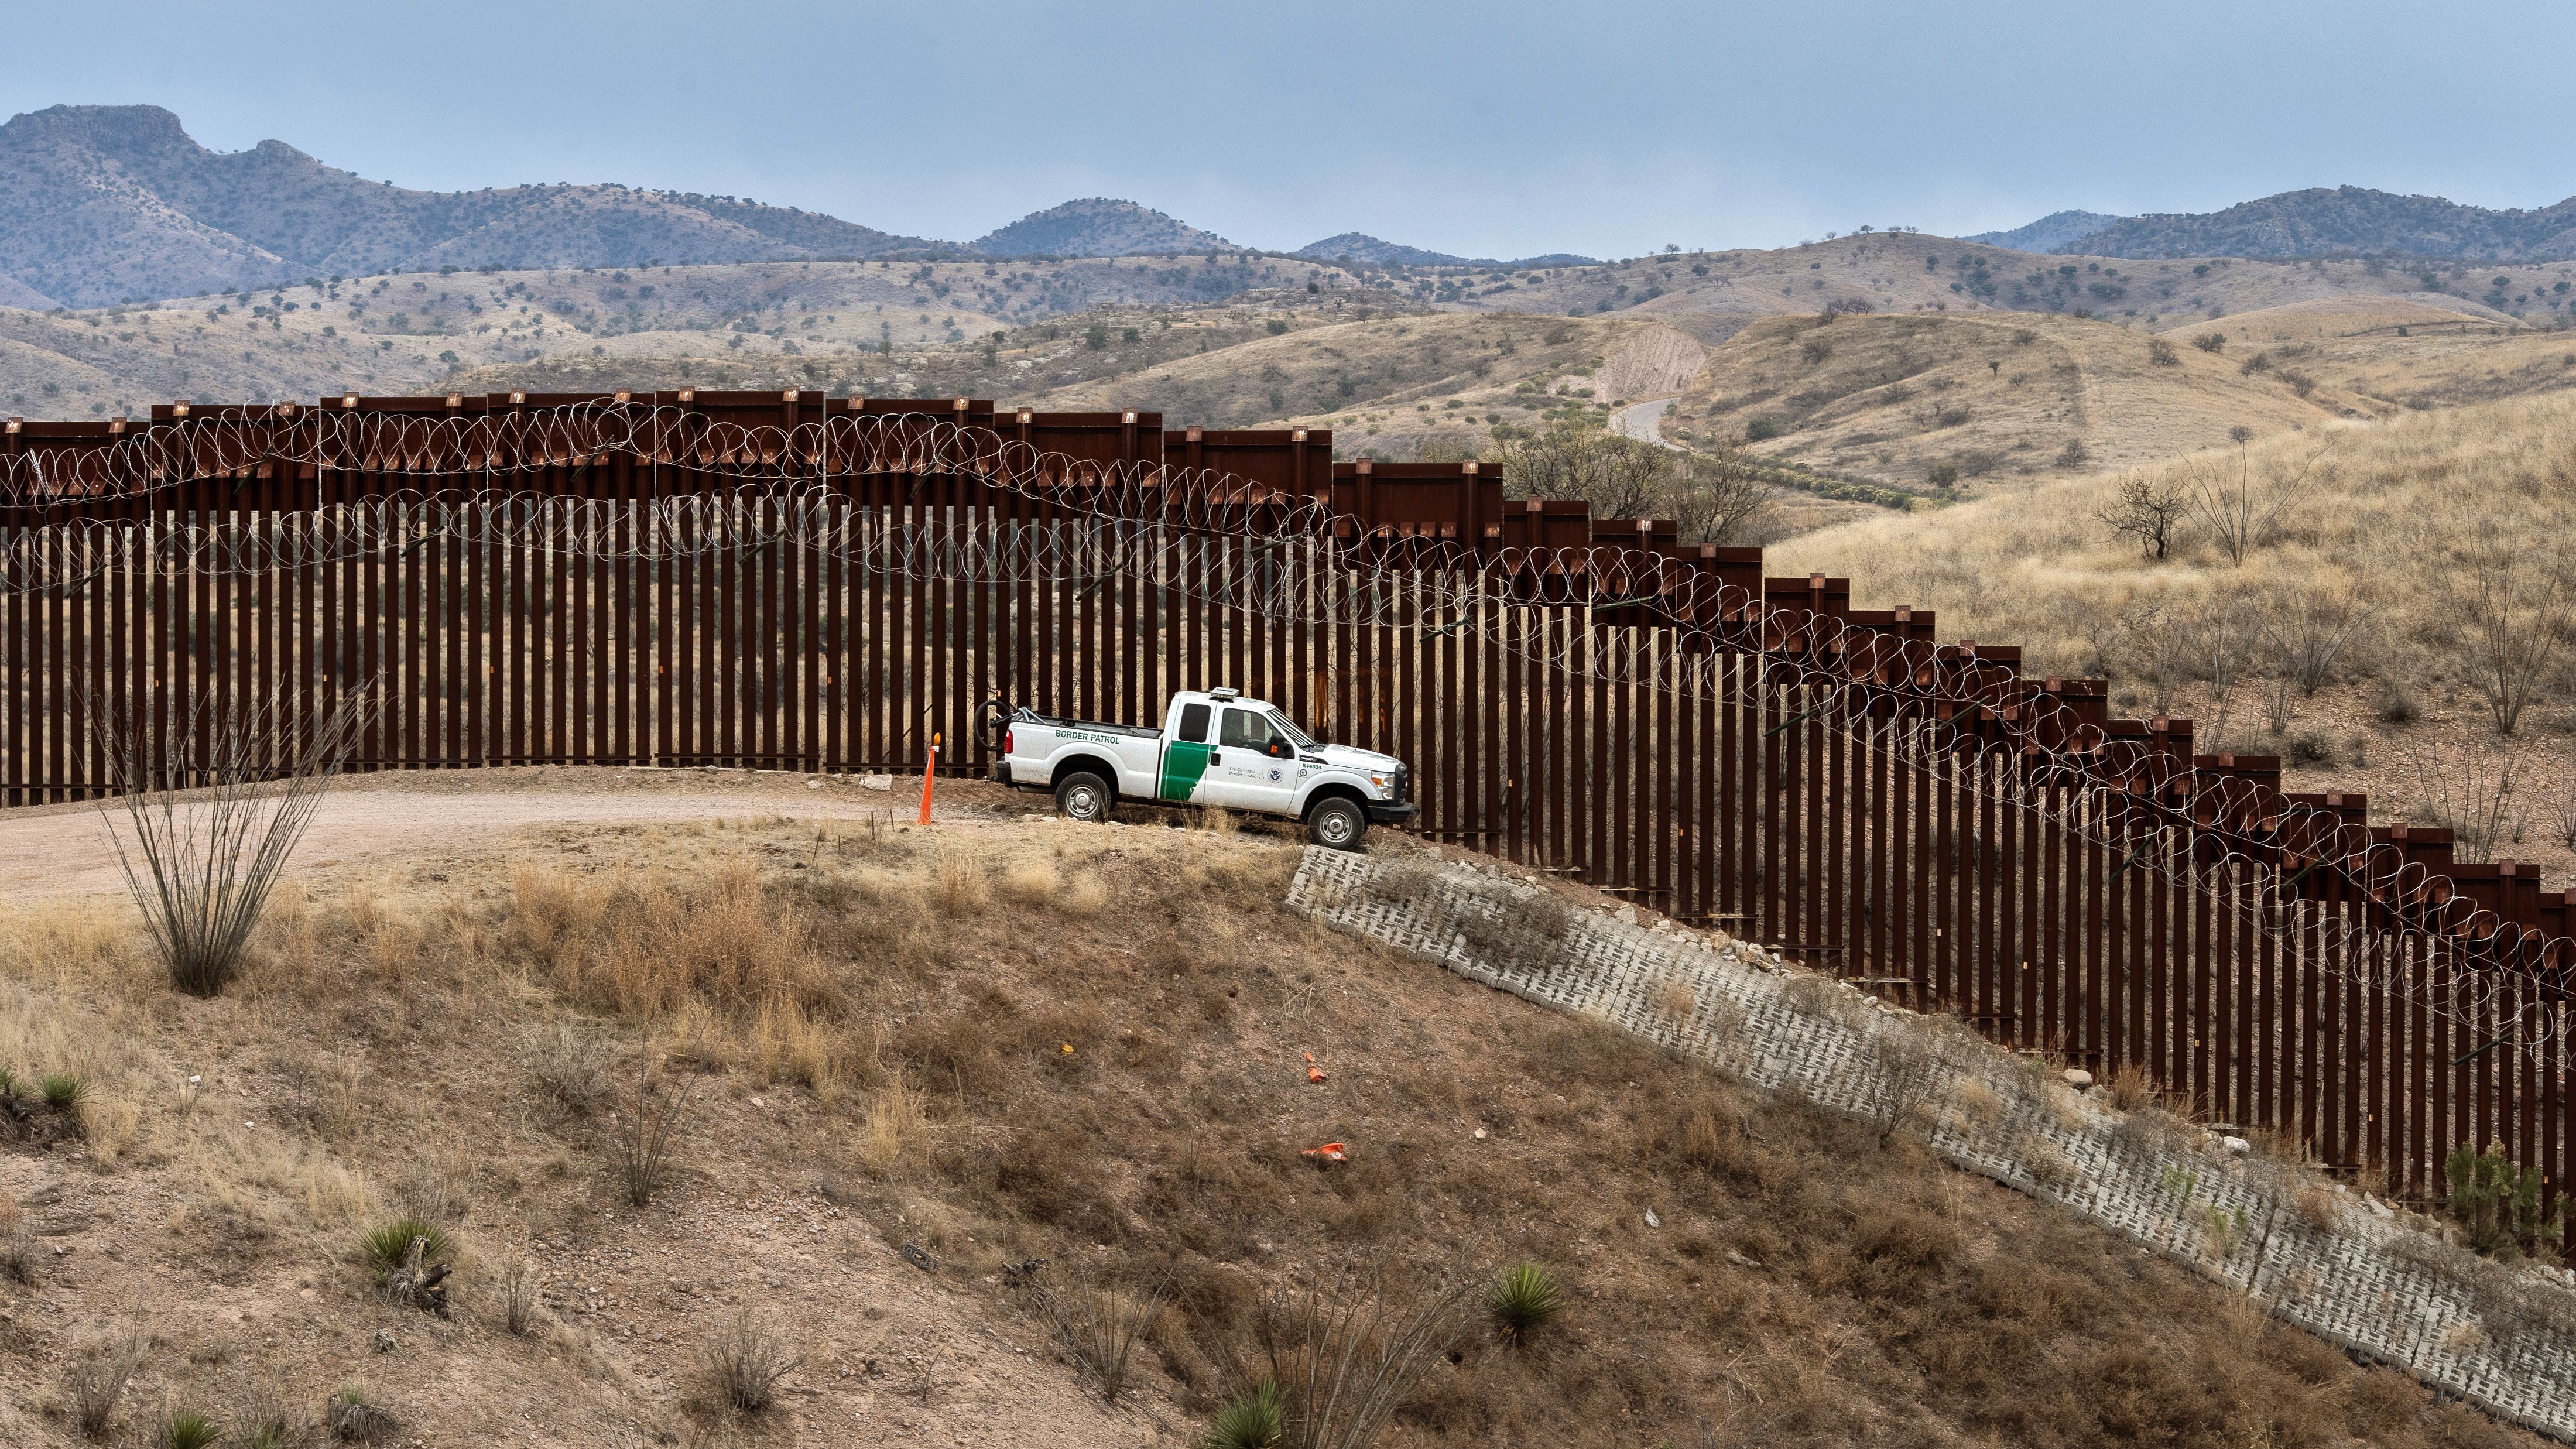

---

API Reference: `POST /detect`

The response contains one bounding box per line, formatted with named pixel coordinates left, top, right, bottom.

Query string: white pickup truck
left=984, top=688, right=1414, bottom=849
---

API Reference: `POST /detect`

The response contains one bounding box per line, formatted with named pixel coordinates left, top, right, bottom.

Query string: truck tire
left=1307, top=796, right=1368, bottom=851
left=1055, top=771, right=1115, bottom=825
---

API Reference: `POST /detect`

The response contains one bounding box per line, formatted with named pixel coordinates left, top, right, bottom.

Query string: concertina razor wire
left=0, top=399, right=2568, bottom=1058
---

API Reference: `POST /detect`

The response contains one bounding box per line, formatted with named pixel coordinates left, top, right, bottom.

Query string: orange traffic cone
left=917, top=732, right=939, bottom=825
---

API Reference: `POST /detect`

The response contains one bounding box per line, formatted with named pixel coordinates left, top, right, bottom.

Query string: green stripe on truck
left=1159, top=741, right=1211, bottom=801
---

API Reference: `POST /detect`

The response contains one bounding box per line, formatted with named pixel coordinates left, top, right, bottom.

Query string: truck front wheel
left=1307, top=797, right=1368, bottom=851
left=1055, top=771, right=1115, bottom=825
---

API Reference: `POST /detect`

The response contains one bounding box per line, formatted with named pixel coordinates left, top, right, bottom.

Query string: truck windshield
left=1267, top=711, right=1319, bottom=748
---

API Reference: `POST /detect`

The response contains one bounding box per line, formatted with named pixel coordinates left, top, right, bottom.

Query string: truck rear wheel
left=1307, top=796, right=1367, bottom=851
left=1055, top=771, right=1115, bottom=825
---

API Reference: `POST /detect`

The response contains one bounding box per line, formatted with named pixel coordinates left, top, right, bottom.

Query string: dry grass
left=64, top=1331, right=147, bottom=1438
left=1775, top=391, right=2576, bottom=710
left=0, top=1192, right=33, bottom=1284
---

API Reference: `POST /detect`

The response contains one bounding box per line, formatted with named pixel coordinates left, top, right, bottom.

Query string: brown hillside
left=0, top=775, right=2541, bottom=1447
left=1662, top=311, right=2369, bottom=490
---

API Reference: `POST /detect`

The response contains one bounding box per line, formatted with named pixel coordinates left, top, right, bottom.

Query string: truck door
left=1204, top=706, right=1299, bottom=815
left=1158, top=701, right=1215, bottom=802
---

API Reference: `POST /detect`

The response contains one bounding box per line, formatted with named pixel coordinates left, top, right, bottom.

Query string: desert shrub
left=526, top=1018, right=612, bottom=1115
left=1201, top=1380, right=1285, bottom=1449
left=232, top=1385, right=303, bottom=1449
left=2146, top=338, right=2180, bottom=366
left=325, top=1384, right=394, bottom=1443
left=2285, top=731, right=2338, bottom=766
left=65, top=1332, right=146, bottom=1438
left=1484, top=1260, right=1563, bottom=1345
left=360, top=1218, right=452, bottom=1284
left=90, top=686, right=370, bottom=996
left=497, top=1254, right=542, bottom=1336
left=157, top=1408, right=225, bottom=1449
left=1869, top=1023, right=1968, bottom=1147
left=0, top=1194, right=33, bottom=1284
left=2191, top=333, right=2226, bottom=353
left=614, top=1050, right=693, bottom=1207
left=1453, top=885, right=1573, bottom=973
left=698, top=1308, right=801, bottom=1412
left=2373, top=681, right=2421, bottom=725
left=1743, top=415, right=1782, bottom=442
left=394, top=1150, right=475, bottom=1227
left=1259, top=1265, right=1472, bottom=1449
left=2446, top=1139, right=2562, bottom=1258
left=1366, top=858, right=1438, bottom=907
left=2055, top=439, right=2090, bottom=469
left=1927, top=463, right=1958, bottom=488
left=1037, top=1272, right=1173, bottom=1404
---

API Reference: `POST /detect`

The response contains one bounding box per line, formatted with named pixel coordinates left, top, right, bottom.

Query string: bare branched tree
left=90, top=683, right=372, bottom=996
left=2179, top=439, right=2338, bottom=566
left=2423, top=517, right=2576, bottom=736
left=1258, top=1260, right=1475, bottom=1449
left=2400, top=725, right=2528, bottom=864
left=2098, top=470, right=2188, bottom=559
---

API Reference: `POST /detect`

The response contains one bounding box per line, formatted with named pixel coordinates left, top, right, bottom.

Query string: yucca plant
left=358, top=1218, right=452, bottom=1283
left=39, top=1072, right=88, bottom=1112
left=159, top=1407, right=225, bottom=1449
left=1200, top=1380, right=1284, bottom=1449
left=326, top=1382, right=394, bottom=1443
left=1484, top=1260, right=1563, bottom=1346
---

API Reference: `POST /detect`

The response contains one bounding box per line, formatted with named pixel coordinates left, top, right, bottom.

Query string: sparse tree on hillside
left=2191, top=333, right=2226, bottom=354
left=2098, top=471, right=2187, bottom=560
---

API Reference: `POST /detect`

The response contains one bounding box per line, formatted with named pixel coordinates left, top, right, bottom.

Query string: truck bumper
left=986, top=761, right=1013, bottom=787
left=1366, top=800, right=1419, bottom=826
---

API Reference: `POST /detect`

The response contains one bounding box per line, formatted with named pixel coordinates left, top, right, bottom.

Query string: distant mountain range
left=1290, top=234, right=1601, bottom=270
left=1962, top=210, right=2126, bottom=254
left=1969, top=186, right=2576, bottom=261
left=0, top=105, right=1546, bottom=307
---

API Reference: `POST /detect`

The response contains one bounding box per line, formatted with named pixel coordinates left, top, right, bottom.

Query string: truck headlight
left=1368, top=773, right=1389, bottom=792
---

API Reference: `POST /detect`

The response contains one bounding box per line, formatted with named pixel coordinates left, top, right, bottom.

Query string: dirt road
left=0, top=766, right=1024, bottom=900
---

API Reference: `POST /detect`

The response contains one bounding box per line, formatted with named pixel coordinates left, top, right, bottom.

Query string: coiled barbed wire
left=2, top=399, right=2568, bottom=1059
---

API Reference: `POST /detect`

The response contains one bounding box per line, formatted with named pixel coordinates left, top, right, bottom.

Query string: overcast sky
left=9, top=1, right=2573, bottom=260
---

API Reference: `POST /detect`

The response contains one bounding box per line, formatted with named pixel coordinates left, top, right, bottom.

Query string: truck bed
left=1020, top=712, right=1160, bottom=739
